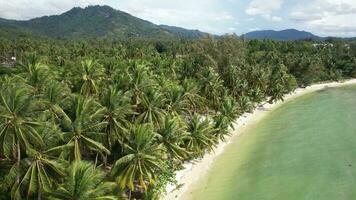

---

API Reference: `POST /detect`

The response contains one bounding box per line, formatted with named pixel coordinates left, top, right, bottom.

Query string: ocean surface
left=182, top=85, right=356, bottom=200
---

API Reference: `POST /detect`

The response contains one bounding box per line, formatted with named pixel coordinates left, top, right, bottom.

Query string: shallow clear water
left=182, top=85, right=356, bottom=200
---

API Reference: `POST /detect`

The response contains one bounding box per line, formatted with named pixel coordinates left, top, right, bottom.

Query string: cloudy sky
left=1, top=0, right=356, bottom=37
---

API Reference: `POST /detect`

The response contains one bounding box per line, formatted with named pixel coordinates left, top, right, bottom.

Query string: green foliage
left=0, top=35, right=354, bottom=199
left=48, top=161, right=119, bottom=199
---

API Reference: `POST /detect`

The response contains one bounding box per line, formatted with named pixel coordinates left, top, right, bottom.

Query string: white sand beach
left=163, top=79, right=356, bottom=200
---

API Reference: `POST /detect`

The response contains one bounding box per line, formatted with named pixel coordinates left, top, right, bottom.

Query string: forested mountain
left=0, top=5, right=207, bottom=39
left=243, top=29, right=322, bottom=41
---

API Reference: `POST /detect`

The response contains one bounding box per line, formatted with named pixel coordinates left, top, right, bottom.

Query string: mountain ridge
left=242, top=29, right=323, bottom=41
left=0, top=5, right=208, bottom=39
left=0, top=5, right=352, bottom=41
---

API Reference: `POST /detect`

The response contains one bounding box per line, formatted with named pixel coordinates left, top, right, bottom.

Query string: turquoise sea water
left=182, top=85, right=356, bottom=200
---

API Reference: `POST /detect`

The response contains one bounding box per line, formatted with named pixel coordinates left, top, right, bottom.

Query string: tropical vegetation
left=0, top=34, right=355, bottom=200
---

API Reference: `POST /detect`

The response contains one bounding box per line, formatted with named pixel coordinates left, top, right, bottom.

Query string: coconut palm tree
left=199, top=67, right=224, bottom=109
left=48, top=161, right=119, bottom=200
left=184, top=115, right=216, bottom=158
left=123, top=61, right=154, bottom=106
left=156, top=115, right=189, bottom=161
left=267, top=64, right=296, bottom=103
left=136, top=89, right=166, bottom=125
left=100, top=86, right=134, bottom=149
left=54, top=95, right=109, bottom=162
left=16, top=53, right=51, bottom=93
left=181, top=78, right=203, bottom=113
left=76, top=59, right=105, bottom=96
left=111, top=123, right=164, bottom=194
left=164, top=85, right=191, bottom=116
left=0, top=86, right=43, bottom=175
left=213, top=97, right=240, bottom=141
left=6, top=150, right=65, bottom=199
left=36, top=81, right=70, bottom=123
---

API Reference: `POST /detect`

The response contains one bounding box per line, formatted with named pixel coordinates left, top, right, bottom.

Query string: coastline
left=162, top=79, right=356, bottom=200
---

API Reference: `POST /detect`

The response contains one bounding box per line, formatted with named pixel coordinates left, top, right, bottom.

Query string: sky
left=1, top=0, right=356, bottom=37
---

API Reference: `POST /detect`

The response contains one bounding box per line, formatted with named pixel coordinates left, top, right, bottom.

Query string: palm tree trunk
left=37, top=188, right=41, bottom=200
left=128, top=190, right=132, bottom=200
left=103, top=154, right=107, bottom=167
left=94, top=153, right=99, bottom=168
left=16, top=140, right=21, bottom=185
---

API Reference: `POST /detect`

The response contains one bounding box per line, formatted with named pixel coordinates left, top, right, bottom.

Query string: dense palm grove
left=0, top=36, right=355, bottom=199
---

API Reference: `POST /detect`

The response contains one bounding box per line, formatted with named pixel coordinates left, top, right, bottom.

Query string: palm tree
left=16, top=53, right=51, bottom=93
left=36, top=81, right=70, bottom=123
left=181, top=78, right=203, bottom=113
left=213, top=97, right=240, bottom=141
left=76, top=59, right=105, bottom=96
left=184, top=115, right=216, bottom=158
left=136, top=89, right=166, bottom=125
left=199, top=67, right=224, bottom=109
left=111, top=123, right=164, bottom=194
left=156, top=115, right=189, bottom=161
left=164, top=85, right=190, bottom=116
left=0, top=86, right=43, bottom=184
left=218, top=97, right=240, bottom=125
left=16, top=53, right=42, bottom=75
left=100, top=87, right=134, bottom=149
left=54, top=95, right=109, bottom=162
left=129, top=62, right=156, bottom=104
left=48, top=161, right=119, bottom=200
left=7, top=150, right=65, bottom=199
left=267, top=64, right=296, bottom=103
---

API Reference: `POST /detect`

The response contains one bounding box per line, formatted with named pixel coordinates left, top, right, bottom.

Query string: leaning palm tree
left=48, top=161, right=119, bottom=200
left=54, top=95, right=109, bottom=162
left=111, top=123, right=164, bottom=196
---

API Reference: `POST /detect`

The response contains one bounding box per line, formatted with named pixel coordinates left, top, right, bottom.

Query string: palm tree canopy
left=48, top=161, right=119, bottom=200
left=111, top=123, right=164, bottom=191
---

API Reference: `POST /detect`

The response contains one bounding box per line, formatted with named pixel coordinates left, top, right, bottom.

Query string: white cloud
left=248, top=27, right=260, bottom=32
left=245, top=0, right=283, bottom=22
left=116, top=0, right=234, bottom=33
left=290, top=0, right=356, bottom=36
left=270, top=16, right=282, bottom=22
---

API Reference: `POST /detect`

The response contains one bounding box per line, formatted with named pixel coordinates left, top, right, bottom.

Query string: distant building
left=1, top=56, right=16, bottom=68
left=312, top=43, right=334, bottom=48
left=343, top=44, right=351, bottom=49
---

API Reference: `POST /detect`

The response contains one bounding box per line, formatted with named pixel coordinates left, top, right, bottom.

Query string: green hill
left=243, top=29, right=322, bottom=41
left=0, top=5, right=207, bottom=39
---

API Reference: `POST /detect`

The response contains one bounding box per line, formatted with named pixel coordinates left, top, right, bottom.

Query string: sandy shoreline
left=162, top=79, right=356, bottom=200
